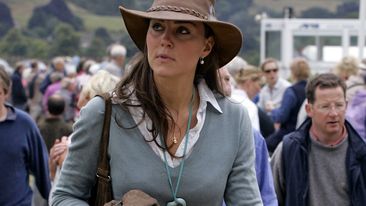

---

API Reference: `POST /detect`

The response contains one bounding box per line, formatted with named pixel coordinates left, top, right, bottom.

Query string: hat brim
left=119, top=6, right=243, bottom=68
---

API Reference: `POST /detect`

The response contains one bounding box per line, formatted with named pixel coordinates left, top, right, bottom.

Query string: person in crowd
left=271, top=73, right=366, bottom=206
left=38, top=94, right=72, bottom=152
left=258, top=58, right=291, bottom=115
left=346, top=59, right=366, bottom=139
left=52, top=0, right=262, bottom=205
left=218, top=67, right=233, bottom=97
left=48, top=69, right=120, bottom=203
left=225, top=56, right=248, bottom=78
left=42, top=72, right=64, bottom=112
left=40, top=57, right=66, bottom=94
left=333, top=56, right=365, bottom=101
left=11, top=62, right=28, bottom=110
left=224, top=60, right=275, bottom=138
left=55, top=77, right=77, bottom=123
left=27, top=60, right=46, bottom=122
left=0, top=66, right=51, bottom=205
left=334, top=56, right=359, bottom=82
left=75, top=59, right=94, bottom=92
left=266, top=58, right=310, bottom=153
left=218, top=67, right=278, bottom=206
left=231, top=67, right=261, bottom=131
left=102, top=44, right=127, bottom=78
left=234, top=66, right=275, bottom=138
left=76, top=70, right=119, bottom=110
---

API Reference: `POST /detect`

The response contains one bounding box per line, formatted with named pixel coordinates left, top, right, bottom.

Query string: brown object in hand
left=122, top=190, right=160, bottom=206
left=103, top=190, right=159, bottom=206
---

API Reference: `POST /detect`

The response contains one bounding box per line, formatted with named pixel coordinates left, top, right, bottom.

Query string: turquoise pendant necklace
left=161, top=89, right=195, bottom=206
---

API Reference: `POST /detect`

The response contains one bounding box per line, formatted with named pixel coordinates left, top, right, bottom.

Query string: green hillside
left=4, top=0, right=352, bottom=31
left=67, top=3, right=123, bottom=32
left=4, top=0, right=123, bottom=32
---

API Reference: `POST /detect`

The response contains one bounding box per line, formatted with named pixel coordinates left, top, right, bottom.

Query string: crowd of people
left=1, top=0, right=366, bottom=205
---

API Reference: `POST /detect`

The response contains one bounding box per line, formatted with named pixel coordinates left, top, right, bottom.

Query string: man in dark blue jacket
left=271, top=73, right=366, bottom=206
left=0, top=66, right=51, bottom=205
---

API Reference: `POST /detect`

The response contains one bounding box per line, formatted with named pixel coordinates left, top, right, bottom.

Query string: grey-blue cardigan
left=51, top=96, right=263, bottom=206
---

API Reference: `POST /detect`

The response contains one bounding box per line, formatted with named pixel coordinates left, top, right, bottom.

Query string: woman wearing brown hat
left=52, top=0, right=262, bottom=205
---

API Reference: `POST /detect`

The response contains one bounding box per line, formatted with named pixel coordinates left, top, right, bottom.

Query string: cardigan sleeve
left=224, top=107, right=263, bottom=206
left=51, top=97, right=106, bottom=206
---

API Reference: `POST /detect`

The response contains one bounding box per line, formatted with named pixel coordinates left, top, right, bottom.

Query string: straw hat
left=119, top=0, right=243, bottom=67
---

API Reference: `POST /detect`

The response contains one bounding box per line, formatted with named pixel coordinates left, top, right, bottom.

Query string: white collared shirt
left=128, top=79, right=222, bottom=168
left=258, top=78, right=291, bottom=112
left=230, top=89, right=260, bottom=131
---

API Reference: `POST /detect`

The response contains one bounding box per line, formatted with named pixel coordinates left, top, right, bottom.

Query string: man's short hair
left=30, top=61, right=38, bottom=69
left=260, top=58, right=279, bottom=71
left=306, top=73, right=346, bottom=104
left=47, top=95, right=65, bottom=116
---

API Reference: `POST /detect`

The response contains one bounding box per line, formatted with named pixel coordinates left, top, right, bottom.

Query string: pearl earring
left=200, top=57, right=205, bottom=65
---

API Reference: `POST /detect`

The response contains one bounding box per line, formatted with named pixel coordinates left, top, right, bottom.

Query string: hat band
left=147, top=5, right=208, bottom=20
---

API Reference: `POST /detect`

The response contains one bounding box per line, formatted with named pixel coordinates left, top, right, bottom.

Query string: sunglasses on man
left=264, top=68, right=278, bottom=73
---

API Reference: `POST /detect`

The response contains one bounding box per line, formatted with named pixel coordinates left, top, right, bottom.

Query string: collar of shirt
left=2, top=103, right=16, bottom=122
left=127, top=79, right=222, bottom=167
left=197, top=79, right=222, bottom=114
left=231, top=89, right=249, bottom=101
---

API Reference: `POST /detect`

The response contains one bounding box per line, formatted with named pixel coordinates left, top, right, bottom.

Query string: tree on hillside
left=28, top=0, right=84, bottom=39
left=301, top=7, right=335, bottom=18
left=49, top=24, right=80, bottom=57
left=0, top=28, right=49, bottom=61
left=95, top=28, right=113, bottom=46
left=0, top=2, right=14, bottom=37
left=83, top=37, right=106, bottom=60
left=335, top=2, right=359, bottom=18
left=68, top=0, right=125, bottom=16
left=83, top=28, right=113, bottom=60
left=0, top=29, right=28, bottom=58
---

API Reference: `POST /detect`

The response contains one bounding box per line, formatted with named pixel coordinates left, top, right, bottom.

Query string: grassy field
left=4, top=0, right=124, bottom=32
left=4, top=0, right=347, bottom=31
left=67, top=2, right=124, bottom=32
left=4, top=0, right=49, bottom=28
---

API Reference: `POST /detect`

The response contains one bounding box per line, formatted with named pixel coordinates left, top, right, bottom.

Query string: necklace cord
left=161, top=88, right=195, bottom=201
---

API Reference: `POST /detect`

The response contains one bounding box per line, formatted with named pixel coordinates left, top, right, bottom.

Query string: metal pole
left=358, top=0, right=366, bottom=59
left=260, top=20, right=266, bottom=64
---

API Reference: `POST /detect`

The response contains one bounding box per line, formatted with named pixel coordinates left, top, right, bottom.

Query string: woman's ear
left=202, top=36, right=215, bottom=57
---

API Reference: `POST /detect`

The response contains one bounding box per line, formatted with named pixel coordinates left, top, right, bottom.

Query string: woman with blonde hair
left=77, top=70, right=120, bottom=109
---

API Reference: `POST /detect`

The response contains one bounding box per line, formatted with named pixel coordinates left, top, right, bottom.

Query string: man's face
left=306, top=86, right=347, bottom=137
left=263, top=62, right=279, bottom=87
left=0, top=84, right=8, bottom=107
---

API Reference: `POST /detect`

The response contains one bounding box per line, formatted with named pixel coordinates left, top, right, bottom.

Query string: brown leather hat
left=119, top=0, right=243, bottom=68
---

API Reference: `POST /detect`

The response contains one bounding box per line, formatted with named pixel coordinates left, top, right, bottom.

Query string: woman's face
left=146, top=19, right=214, bottom=81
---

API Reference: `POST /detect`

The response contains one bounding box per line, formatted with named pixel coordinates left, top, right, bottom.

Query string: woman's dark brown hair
left=114, top=23, right=222, bottom=156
